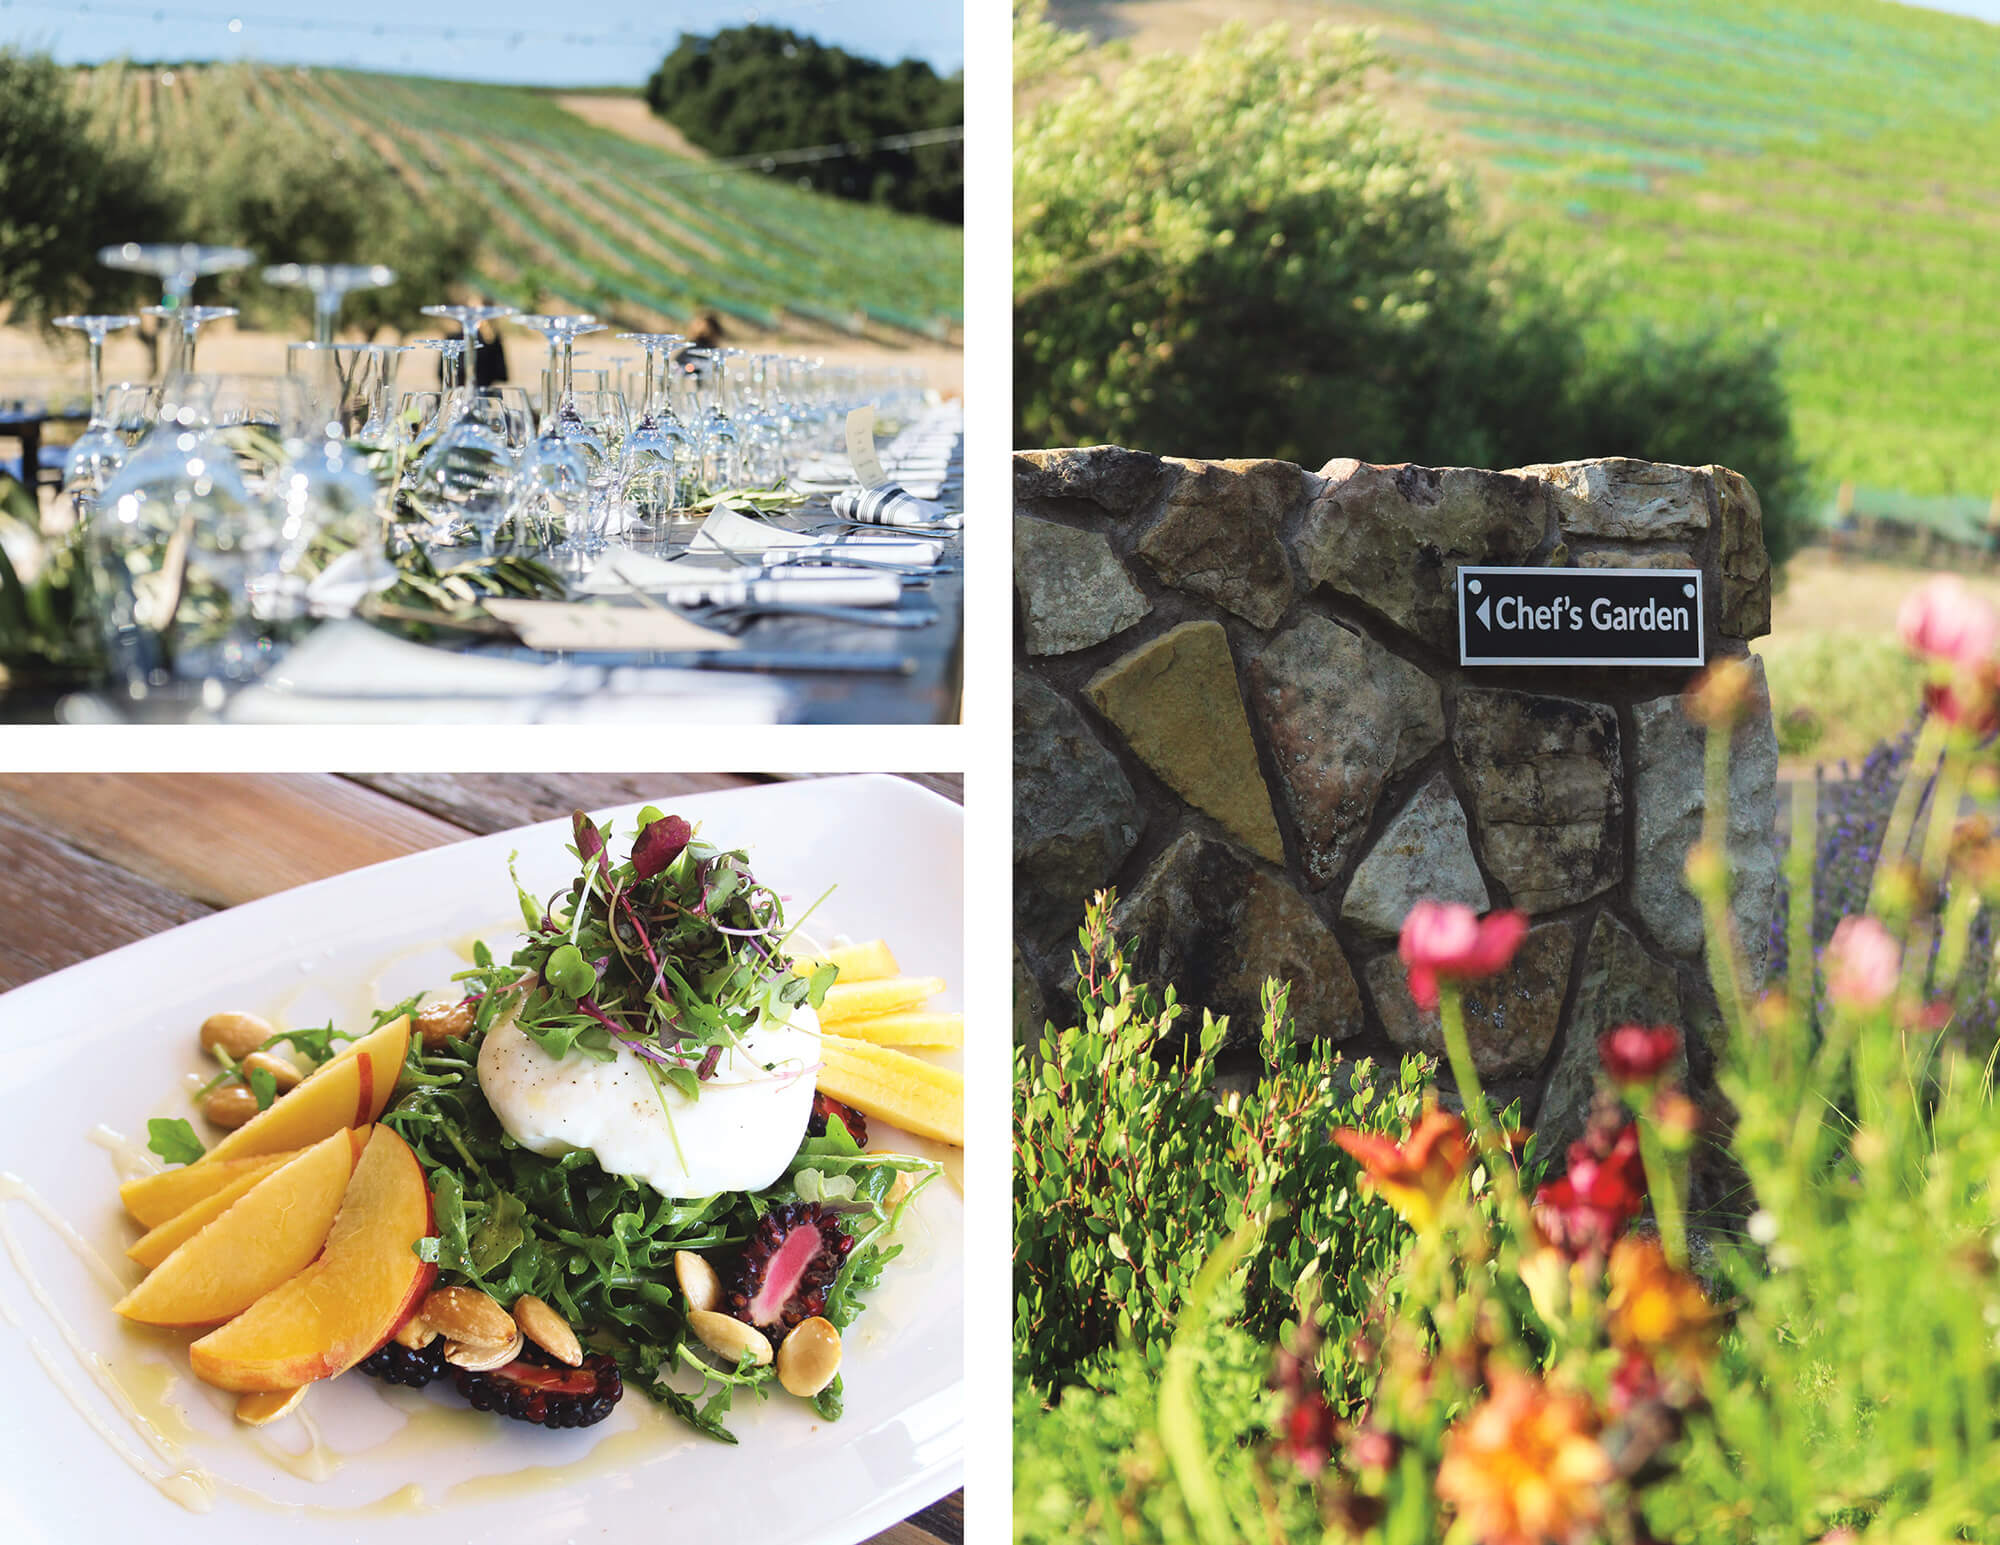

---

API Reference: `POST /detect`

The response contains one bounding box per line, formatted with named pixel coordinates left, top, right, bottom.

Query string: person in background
left=688, top=310, right=726, bottom=350
left=473, top=314, right=510, bottom=387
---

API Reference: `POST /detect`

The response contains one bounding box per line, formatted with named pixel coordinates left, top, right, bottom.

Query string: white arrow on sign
left=1475, top=595, right=1491, bottom=630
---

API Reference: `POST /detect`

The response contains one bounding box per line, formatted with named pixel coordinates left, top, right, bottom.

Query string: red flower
left=1533, top=1123, right=1646, bottom=1258
left=1598, top=1024, right=1680, bottom=1086
left=1398, top=900, right=1529, bottom=1012
left=1334, top=1108, right=1472, bottom=1234
left=1924, top=674, right=2000, bottom=737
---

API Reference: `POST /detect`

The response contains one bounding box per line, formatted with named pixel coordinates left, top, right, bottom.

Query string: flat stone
left=1135, top=457, right=1307, bottom=628
left=1014, top=671, right=1146, bottom=946
left=1341, top=772, right=1489, bottom=936
left=1366, top=919, right=1577, bottom=1080
left=1536, top=914, right=1685, bottom=1159
left=1452, top=689, right=1623, bottom=913
left=1117, top=832, right=1364, bottom=1044
left=1508, top=459, right=1712, bottom=542
left=1013, top=446, right=1174, bottom=520
left=1296, top=460, right=1548, bottom=653
left=1085, top=621, right=1284, bottom=863
left=1630, top=657, right=1780, bottom=979
left=1576, top=548, right=1698, bottom=570
left=1013, top=515, right=1152, bottom=656
left=1247, top=615, right=1445, bottom=888
left=1708, top=464, right=1772, bottom=640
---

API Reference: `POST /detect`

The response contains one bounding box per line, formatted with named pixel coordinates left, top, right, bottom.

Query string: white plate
left=0, top=775, right=963, bottom=1544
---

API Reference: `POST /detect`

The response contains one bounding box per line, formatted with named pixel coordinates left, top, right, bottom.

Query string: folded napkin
left=830, top=483, right=963, bottom=530
left=687, top=504, right=942, bottom=565
left=579, top=554, right=902, bottom=608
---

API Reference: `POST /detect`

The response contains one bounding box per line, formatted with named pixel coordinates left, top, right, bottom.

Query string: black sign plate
left=1457, top=566, right=1704, bottom=667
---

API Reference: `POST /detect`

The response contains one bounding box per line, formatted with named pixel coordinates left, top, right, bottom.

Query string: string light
left=653, top=124, right=963, bottom=180
left=0, top=0, right=908, bottom=54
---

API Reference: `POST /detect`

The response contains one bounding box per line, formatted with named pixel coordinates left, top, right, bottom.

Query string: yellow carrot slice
left=819, top=976, right=946, bottom=1023
left=827, top=1011, right=963, bottom=1049
left=816, top=1034, right=963, bottom=1146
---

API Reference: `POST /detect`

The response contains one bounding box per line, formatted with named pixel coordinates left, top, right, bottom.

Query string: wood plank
left=862, top=1518, right=953, bottom=1545
left=0, top=806, right=215, bottom=991
left=0, top=774, right=468, bottom=910
left=342, top=773, right=769, bottom=834
left=900, top=1491, right=964, bottom=1544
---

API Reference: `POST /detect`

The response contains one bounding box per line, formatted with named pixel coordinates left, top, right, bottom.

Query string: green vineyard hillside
left=77, top=60, right=962, bottom=347
left=1055, top=0, right=2000, bottom=502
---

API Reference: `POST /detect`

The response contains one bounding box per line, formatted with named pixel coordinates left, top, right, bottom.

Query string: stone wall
left=1014, top=448, right=1778, bottom=1156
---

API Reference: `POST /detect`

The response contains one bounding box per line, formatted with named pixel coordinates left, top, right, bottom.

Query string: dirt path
left=552, top=94, right=707, bottom=160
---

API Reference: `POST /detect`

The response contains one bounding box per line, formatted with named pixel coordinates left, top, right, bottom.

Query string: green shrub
left=1014, top=898, right=1429, bottom=1398
left=1012, top=5, right=1809, bottom=569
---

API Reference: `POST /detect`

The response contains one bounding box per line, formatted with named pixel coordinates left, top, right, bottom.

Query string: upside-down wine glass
left=98, top=244, right=253, bottom=377
left=615, top=334, right=695, bottom=545
left=422, top=303, right=517, bottom=390
left=264, top=263, right=397, bottom=347
left=141, top=305, right=238, bottom=375
left=680, top=347, right=738, bottom=495
left=509, top=316, right=604, bottom=565
left=52, top=314, right=141, bottom=518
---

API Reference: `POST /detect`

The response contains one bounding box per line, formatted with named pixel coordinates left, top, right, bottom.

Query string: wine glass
left=264, top=263, right=397, bottom=346
left=616, top=333, right=695, bottom=545
left=423, top=303, right=517, bottom=388
left=99, top=244, right=253, bottom=376
left=104, top=384, right=162, bottom=447
left=509, top=315, right=604, bottom=421
left=286, top=343, right=409, bottom=446
left=89, top=373, right=307, bottom=705
left=410, top=337, right=468, bottom=392
left=680, top=348, right=738, bottom=494
left=412, top=393, right=518, bottom=558
left=53, top=314, right=141, bottom=519
left=141, top=305, right=238, bottom=374
left=562, top=387, right=631, bottom=552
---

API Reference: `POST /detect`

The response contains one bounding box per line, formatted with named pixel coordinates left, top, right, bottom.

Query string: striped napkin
left=830, top=483, right=963, bottom=530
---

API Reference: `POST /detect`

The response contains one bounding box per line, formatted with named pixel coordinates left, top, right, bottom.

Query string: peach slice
left=127, top=1128, right=370, bottom=1270
left=121, top=1149, right=304, bottom=1229
left=115, top=1129, right=359, bottom=1327
left=189, top=1125, right=436, bottom=1392
left=198, top=1016, right=409, bottom=1167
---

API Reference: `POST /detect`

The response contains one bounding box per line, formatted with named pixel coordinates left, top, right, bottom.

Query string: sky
left=0, top=0, right=963, bottom=86
left=1897, top=0, right=2000, bottom=19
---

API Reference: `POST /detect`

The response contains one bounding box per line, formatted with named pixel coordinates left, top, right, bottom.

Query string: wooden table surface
left=0, top=771, right=964, bottom=1545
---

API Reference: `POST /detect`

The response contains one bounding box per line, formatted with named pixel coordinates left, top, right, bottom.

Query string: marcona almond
left=393, top=1316, right=438, bottom=1350
left=776, top=1317, right=842, bottom=1398
left=513, top=1294, right=582, bottom=1367
left=235, top=1387, right=309, bottom=1426
left=415, top=999, right=476, bottom=1049
left=239, top=1050, right=302, bottom=1092
left=443, top=1330, right=522, bottom=1372
left=421, top=1285, right=515, bottom=1347
left=674, top=1250, right=722, bottom=1313
left=200, top=1011, right=274, bottom=1063
left=687, top=1309, right=771, bottom=1367
left=200, top=1083, right=260, bottom=1129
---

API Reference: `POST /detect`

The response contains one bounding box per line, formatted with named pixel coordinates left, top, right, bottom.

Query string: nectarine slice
left=116, top=1128, right=359, bottom=1327
left=121, top=1148, right=304, bottom=1229
left=235, top=1387, right=308, bottom=1426
left=189, top=1125, right=436, bottom=1392
left=198, top=1016, right=409, bottom=1167
left=128, top=1128, right=369, bottom=1269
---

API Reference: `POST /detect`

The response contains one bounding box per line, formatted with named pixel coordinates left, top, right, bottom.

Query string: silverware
left=690, top=602, right=940, bottom=631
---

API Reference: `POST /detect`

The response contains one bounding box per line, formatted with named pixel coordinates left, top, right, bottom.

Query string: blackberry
left=453, top=1343, right=623, bottom=1429
left=724, top=1200, right=856, bottom=1343
left=807, top=1093, right=868, bottom=1149
left=357, top=1336, right=449, bottom=1388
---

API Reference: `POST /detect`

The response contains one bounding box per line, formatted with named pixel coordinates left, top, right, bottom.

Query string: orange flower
left=1606, top=1235, right=1717, bottom=1382
left=1333, top=1108, right=1472, bottom=1234
left=1436, top=1369, right=1611, bottom=1545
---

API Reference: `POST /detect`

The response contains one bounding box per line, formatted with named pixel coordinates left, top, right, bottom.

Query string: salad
left=110, top=808, right=962, bottom=1442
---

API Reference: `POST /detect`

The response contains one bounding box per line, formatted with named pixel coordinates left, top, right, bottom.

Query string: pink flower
left=1898, top=576, right=1998, bottom=671
left=1399, top=901, right=1529, bottom=1012
left=1598, top=1025, right=1681, bottom=1086
left=1826, top=916, right=1899, bottom=1009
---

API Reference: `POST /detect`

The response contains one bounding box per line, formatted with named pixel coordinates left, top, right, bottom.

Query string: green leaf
left=146, top=1118, right=205, bottom=1166
left=246, top=1064, right=278, bottom=1110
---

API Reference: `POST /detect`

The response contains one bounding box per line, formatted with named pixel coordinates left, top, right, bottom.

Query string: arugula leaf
left=246, top=1063, right=278, bottom=1111
left=146, top=1118, right=205, bottom=1166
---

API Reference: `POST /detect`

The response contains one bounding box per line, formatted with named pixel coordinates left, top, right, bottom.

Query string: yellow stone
left=1084, top=621, right=1284, bottom=863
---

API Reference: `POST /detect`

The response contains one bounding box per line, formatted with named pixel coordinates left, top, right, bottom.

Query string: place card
left=845, top=405, right=889, bottom=489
